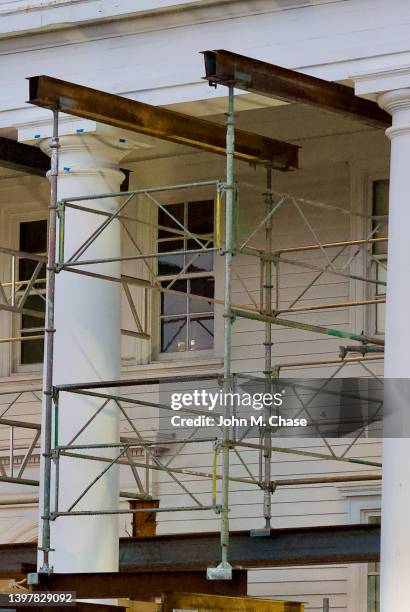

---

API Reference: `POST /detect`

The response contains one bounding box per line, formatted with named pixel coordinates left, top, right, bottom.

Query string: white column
left=376, top=89, right=410, bottom=612
left=40, top=130, right=129, bottom=574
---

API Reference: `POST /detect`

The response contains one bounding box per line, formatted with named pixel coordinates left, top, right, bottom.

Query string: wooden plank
left=203, top=49, right=390, bottom=129
left=118, top=601, right=159, bottom=612
left=162, top=592, right=303, bottom=612
left=28, top=75, right=299, bottom=170
left=131, top=499, right=159, bottom=537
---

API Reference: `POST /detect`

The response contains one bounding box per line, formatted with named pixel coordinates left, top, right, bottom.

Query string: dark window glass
left=158, top=239, right=184, bottom=276
left=189, top=315, right=214, bottom=351
left=158, top=200, right=214, bottom=354
left=161, top=280, right=187, bottom=316
left=21, top=295, right=45, bottom=365
left=18, top=220, right=47, bottom=365
left=158, top=203, right=184, bottom=238
left=187, top=239, right=213, bottom=273
left=189, top=277, right=214, bottom=313
left=20, top=220, right=47, bottom=253
left=161, top=317, right=187, bottom=353
left=188, top=200, right=214, bottom=235
left=19, top=219, right=47, bottom=282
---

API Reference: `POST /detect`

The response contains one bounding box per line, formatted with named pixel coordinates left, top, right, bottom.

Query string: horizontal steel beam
left=203, top=49, right=391, bottom=129
left=120, top=524, right=380, bottom=570
left=28, top=75, right=299, bottom=169
left=0, top=137, right=49, bottom=176
left=32, top=570, right=247, bottom=599
left=0, top=524, right=379, bottom=578
left=162, top=592, right=302, bottom=612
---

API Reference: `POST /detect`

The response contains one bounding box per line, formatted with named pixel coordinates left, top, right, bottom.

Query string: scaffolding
left=0, top=82, right=386, bottom=581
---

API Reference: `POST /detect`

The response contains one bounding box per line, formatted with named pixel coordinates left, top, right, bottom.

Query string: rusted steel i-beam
left=28, top=75, right=299, bottom=170
left=0, top=524, right=379, bottom=578
left=32, top=570, right=248, bottom=599
left=202, top=49, right=391, bottom=129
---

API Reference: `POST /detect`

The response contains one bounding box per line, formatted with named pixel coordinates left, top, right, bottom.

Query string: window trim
left=11, top=213, right=48, bottom=374
left=339, top=483, right=381, bottom=612
left=349, top=159, right=389, bottom=338
left=155, top=198, right=216, bottom=360
left=368, top=179, right=388, bottom=338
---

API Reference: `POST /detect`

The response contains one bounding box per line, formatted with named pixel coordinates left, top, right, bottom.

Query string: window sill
left=1, top=357, right=223, bottom=387
left=0, top=371, right=43, bottom=391
left=122, top=356, right=223, bottom=378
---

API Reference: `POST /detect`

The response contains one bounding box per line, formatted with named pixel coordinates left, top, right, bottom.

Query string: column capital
left=353, top=65, right=410, bottom=139
left=35, top=124, right=148, bottom=209
left=378, top=89, right=410, bottom=140
left=378, top=88, right=410, bottom=114
left=15, top=118, right=151, bottom=182
left=38, top=124, right=148, bottom=183
left=40, top=133, right=125, bottom=183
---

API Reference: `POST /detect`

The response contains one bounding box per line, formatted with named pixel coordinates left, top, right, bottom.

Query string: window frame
left=368, top=178, right=388, bottom=338
left=339, top=483, right=381, bottom=612
left=366, top=514, right=381, bottom=612
left=12, top=214, right=48, bottom=374
left=155, top=198, right=216, bottom=361
left=349, top=160, right=389, bottom=338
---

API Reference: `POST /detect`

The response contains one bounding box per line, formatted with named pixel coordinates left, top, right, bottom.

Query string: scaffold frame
left=0, top=82, right=386, bottom=579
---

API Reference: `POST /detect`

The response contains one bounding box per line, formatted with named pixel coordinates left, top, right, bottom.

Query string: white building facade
left=1, top=1, right=410, bottom=610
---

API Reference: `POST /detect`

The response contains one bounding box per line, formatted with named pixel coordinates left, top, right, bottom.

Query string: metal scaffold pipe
left=208, top=85, right=235, bottom=582
left=263, top=166, right=273, bottom=533
left=222, top=84, right=235, bottom=574
left=231, top=307, right=385, bottom=347
left=40, top=109, right=59, bottom=573
left=6, top=64, right=387, bottom=587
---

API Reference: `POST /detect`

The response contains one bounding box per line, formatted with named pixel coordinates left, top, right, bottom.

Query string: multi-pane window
left=367, top=515, right=381, bottom=612
left=158, top=200, right=214, bottom=354
left=18, top=220, right=47, bottom=365
left=372, top=180, right=388, bottom=335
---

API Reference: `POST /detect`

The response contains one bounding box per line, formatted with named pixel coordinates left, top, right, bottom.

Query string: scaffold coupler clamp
left=207, top=561, right=233, bottom=581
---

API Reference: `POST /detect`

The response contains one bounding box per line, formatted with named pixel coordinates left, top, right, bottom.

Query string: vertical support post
left=145, top=449, right=150, bottom=496
left=57, top=203, right=65, bottom=267
left=251, top=167, right=275, bottom=538
left=10, top=256, right=15, bottom=307
left=54, top=450, right=60, bottom=517
left=53, top=391, right=59, bottom=449
left=207, top=85, right=235, bottom=581
left=9, top=426, right=14, bottom=478
left=323, top=597, right=330, bottom=612
left=216, top=182, right=222, bottom=249
left=40, top=109, right=59, bottom=573
left=263, top=166, right=273, bottom=532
